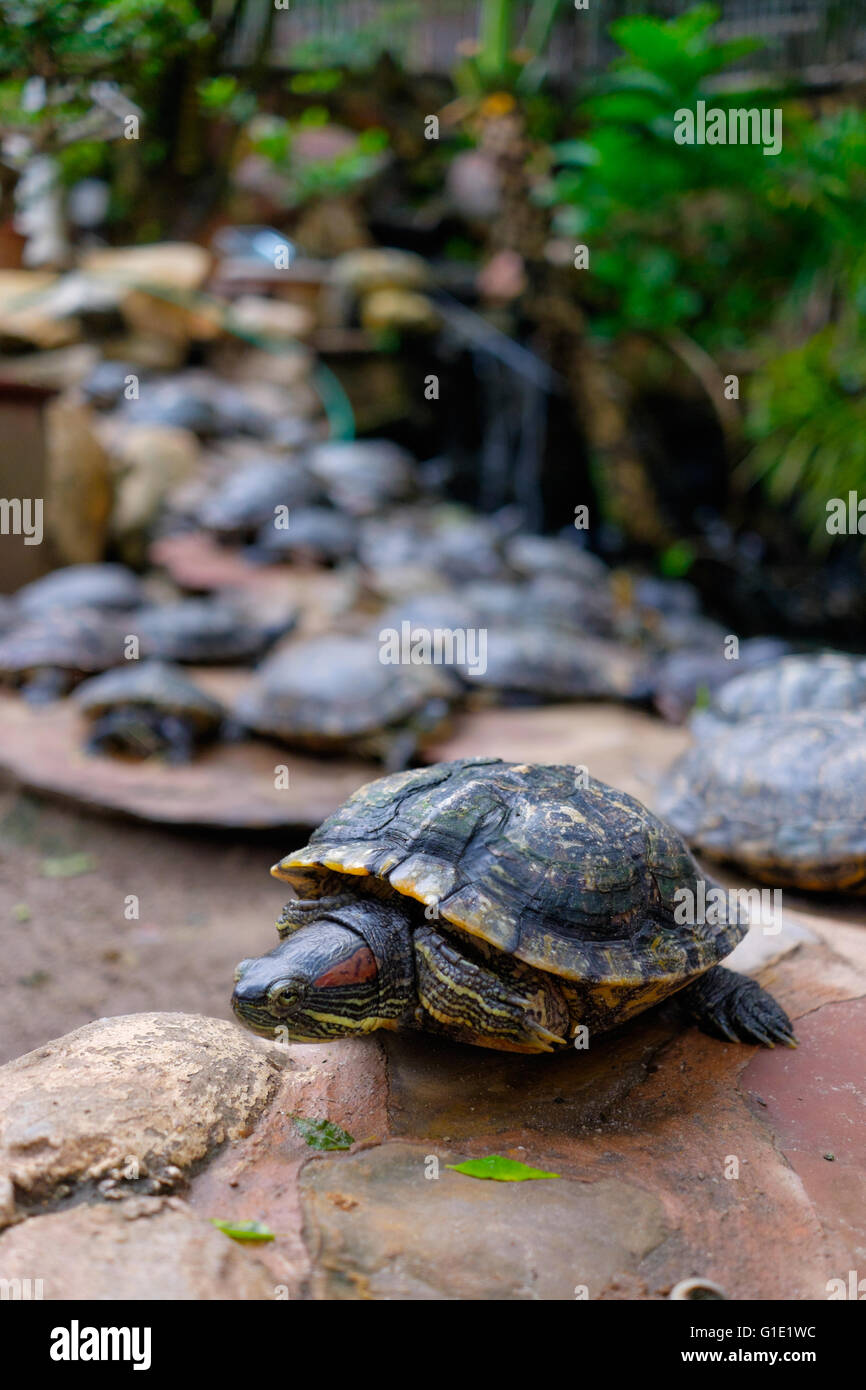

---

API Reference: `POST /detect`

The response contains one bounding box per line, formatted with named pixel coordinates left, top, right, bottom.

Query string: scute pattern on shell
left=659, top=710, right=866, bottom=890
left=274, top=758, right=742, bottom=985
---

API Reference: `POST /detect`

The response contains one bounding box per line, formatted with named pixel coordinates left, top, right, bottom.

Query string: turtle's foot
left=678, top=965, right=797, bottom=1048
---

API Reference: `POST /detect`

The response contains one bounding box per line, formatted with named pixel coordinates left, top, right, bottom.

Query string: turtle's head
left=231, top=897, right=414, bottom=1041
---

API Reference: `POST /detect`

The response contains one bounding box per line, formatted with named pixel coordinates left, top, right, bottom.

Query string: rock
left=44, top=396, right=113, bottom=564
left=0, top=343, right=98, bottom=391
left=0, top=270, right=78, bottom=348
left=79, top=243, right=218, bottom=350
left=106, top=423, right=201, bottom=550
left=0, top=1013, right=284, bottom=1223
left=300, top=1140, right=668, bottom=1300
left=79, top=243, right=212, bottom=293
left=228, top=296, right=314, bottom=343
left=360, top=288, right=439, bottom=334
left=330, top=248, right=430, bottom=296
left=0, top=1198, right=276, bottom=1300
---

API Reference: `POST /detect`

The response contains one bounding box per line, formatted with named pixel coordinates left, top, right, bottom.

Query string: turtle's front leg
left=413, top=923, right=569, bottom=1053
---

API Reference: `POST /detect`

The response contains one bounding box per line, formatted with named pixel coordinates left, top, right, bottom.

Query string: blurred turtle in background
left=658, top=709, right=866, bottom=893
left=0, top=608, right=125, bottom=700
left=197, top=458, right=320, bottom=543
left=377, top=590, right=644, bottom=704
left=15, top=563, right=143, bottom=618
left=133, top=597, right=295, bottom=665
left=690, top=651, right=866, bottom=740
left=305, top=440, right=417, bottom=516
left=254, top=506, right=359, bottom=567
left=236, top=634, right=456, bottom=769
left=75, top=660, right=225, bottom=763
left=358, top=505, right=511, bottom=596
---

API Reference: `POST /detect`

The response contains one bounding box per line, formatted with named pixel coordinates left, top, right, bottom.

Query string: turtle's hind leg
left=413, top=923, right=569, bottom=1053
left=677, top=966, right=796, bottom=1048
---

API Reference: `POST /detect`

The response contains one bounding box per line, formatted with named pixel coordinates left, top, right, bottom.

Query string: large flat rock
left=0, top=685, right=374, bottom=829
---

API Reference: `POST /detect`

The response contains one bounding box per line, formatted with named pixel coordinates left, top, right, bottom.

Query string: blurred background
left=1, top=0, right=865, bottom=633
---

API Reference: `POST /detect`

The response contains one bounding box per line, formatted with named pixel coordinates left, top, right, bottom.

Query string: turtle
left=649, top=637, right=790, bottom=725
left=254, top=506, right=359, bottom=567
left=75, top=660, right=225, bottom=762
left=374, top=592, right=644, bottom=703
left=198, top=459, right=321, bottom=542
left=231, top=758, right=795, bottom=1052
left=15, top=564, right=143, bottom=618
left=467, top=574, right=616, bottom=638
left=118, top=372, right=271, bottom=439
left=457, top=625, right=649, bottom=704
left=690, top=651, right=866, bottom=741
left=657, top=709, right=866, bottom=893
left=0, top=608, right=126, bottom=700
left=358, top=505, right=518, bottom=597
left=236, top=634, right=456, bottom=768
left=133, top=598, right=294, bottom=665
left=305, top=440, right=417, bottom=517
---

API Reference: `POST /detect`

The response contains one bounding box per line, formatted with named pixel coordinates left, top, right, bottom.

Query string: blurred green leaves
left=540, top=4, right=866, bottom=545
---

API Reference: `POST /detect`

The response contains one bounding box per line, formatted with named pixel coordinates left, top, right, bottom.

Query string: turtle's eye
left=269, top=981, right=306, bottom=1011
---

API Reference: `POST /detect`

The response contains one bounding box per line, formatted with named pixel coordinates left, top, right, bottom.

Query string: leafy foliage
left=540, top=4, right=866, bottom=544
left=292, top=1117, right=355, bottom=1151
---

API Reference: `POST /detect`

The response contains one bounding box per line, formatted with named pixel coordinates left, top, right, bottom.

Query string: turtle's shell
left=0, top=608, right=125, bottom=680
left=692, top=652, right=866, bottom=737
left=237, top=635, right=454, bottom=741
left=306, top=441, right=416, bottom=516
left=465, top=627, right=646, bottom=702
left=134, top=599, right=289, bottom=664
left=256, top=506, right=358, bottom=564
left=199, top=460, right=320, bottom=537
left=658, top=710, right=866, bottom=891
left=75, top=660, right=223, bottom=729
left=16, top=564, right=142, bottom=617
left=274, top=758, right=742, bottom=985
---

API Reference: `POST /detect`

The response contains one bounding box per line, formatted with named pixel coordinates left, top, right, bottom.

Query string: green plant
left=540, top=4, right=866, bottom=548
left=247, top=108, right=389, bottom=207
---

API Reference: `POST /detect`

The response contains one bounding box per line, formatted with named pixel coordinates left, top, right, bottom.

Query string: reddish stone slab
left=0, top=685, right=373, bottom=829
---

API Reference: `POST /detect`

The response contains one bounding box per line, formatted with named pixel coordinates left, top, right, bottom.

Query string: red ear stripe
left=314, top=946, right=377, bottom=988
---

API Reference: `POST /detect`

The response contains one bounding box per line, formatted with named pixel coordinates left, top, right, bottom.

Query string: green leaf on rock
left=446, top=1155, right=560, bottom=1182
left=292, top=1117, right=354, bottom=1151
left=40, top=853, right=96, bottom=878
left=210, top=1219, right=275, bottom=1244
